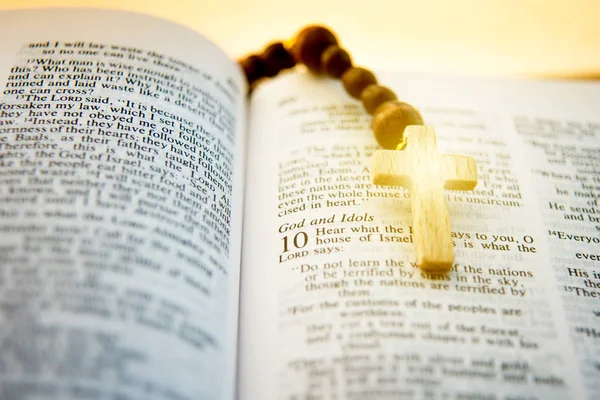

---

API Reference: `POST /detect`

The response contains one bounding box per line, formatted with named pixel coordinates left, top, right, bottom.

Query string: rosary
left=239, top=26, right=478, bottom=273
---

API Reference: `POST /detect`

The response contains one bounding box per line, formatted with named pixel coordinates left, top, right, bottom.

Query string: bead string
left=239, top=25, right=424, bottom=150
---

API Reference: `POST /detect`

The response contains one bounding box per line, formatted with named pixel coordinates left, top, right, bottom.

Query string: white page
left=239, top=71, right=599, bottom=399
left=0, top=9, right=246, bottom=400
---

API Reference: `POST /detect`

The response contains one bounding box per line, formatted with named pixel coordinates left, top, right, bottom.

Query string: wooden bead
left=372, top=100, right=424, bottom=149
left=341, top=67, right=377, bottom=99
left=292, top=25, right=338, bottom=73
left=261, top=42, right=296, bottom=77
left=361, top=84, right=397, bottom=114
left=321, top=45, right=352, bottom=77
left=240, top=55, right=267, bottom=83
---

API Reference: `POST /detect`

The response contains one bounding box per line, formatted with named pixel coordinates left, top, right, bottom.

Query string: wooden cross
left=370, top=126, right=477, bottom=273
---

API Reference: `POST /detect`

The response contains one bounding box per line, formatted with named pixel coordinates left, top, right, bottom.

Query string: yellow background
left=1, top=0, right=599, bottom=78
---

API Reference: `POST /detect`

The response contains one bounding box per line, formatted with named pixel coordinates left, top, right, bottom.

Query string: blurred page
left=0, top=8, right=246, bottom=400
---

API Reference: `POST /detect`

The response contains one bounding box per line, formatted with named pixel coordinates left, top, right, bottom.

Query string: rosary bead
left=292, top=25, right=338, bottom=73
left=372, top=100, right=424, bottom=149
left=261, top=42, right=296, bottom=77
left=341, top=67, right=377, bottom=99
left=321, top=45, right=352, bottom=77
left=360, top=84, right=397, bottom=114
left=240, top=55, right=267, bottom=84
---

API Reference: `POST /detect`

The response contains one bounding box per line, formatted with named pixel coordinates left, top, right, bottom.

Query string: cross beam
left=370, top=126, right=477, bottom=273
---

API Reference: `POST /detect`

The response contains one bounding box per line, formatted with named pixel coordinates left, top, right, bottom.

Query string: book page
left=0, top=9, right=246, bottom=400
left=239, top=72, right=599, bottom=399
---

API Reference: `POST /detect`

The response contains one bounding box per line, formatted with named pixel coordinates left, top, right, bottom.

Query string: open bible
left=0, top=8, right=599, bottom=400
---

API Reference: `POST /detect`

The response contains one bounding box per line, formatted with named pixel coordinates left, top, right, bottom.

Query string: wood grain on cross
left=370, top=126, right=477, bottom=273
